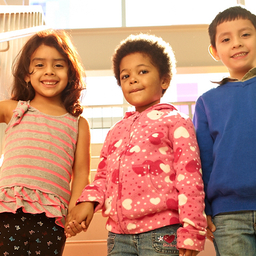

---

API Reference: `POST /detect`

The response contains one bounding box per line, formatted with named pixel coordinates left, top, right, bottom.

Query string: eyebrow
left=31, top=57, right=67, bottom=62
left=218, top=27, right=254, bottom=38
left=120, top=64, right=151, bottom=74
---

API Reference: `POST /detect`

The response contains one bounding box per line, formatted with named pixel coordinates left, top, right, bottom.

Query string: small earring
left=26, top=81, right=30, bottom=88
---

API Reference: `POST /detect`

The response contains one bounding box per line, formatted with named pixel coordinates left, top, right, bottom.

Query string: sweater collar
left=241, top=67, right=256, bottom=81
left=219, top=67, right=256, bottom=85
left=124, top=103, right=177, bottom=118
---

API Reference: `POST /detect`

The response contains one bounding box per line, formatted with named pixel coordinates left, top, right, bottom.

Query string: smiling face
left=119, top=52, right=169, bottom=113
left=209, top=18, right=256, bottom=80
left=25, top=44, right=69, bottom=104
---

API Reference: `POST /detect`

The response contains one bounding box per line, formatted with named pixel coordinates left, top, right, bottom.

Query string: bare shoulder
left=75, top=115, right=91, bottom=159
left=77, top=116, right=91, bottom=144
left=78, top=116, right=90, bottom=131
left=0, top=100, right=18, bottom=124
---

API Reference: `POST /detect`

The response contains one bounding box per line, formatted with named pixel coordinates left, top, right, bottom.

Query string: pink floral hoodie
left=78, top=103, right=206, bottom=251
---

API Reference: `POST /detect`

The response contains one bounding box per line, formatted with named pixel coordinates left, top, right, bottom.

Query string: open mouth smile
left=41, top=81, right=58, bottom=86
left=231, top=52, right=248, bottom=58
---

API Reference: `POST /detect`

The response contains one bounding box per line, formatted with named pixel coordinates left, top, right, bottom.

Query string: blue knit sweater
left=193, top=69, right=256, bottom=217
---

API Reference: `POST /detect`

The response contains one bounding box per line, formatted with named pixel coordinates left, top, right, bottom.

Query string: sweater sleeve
left=77, top=131, right=111, bottom=212
left=193, top=97, right=214, bottom=216
left=171, top=114, right=207, bottom=251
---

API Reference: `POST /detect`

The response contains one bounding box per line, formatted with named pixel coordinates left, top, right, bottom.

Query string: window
left=83, top=70, right=229, bottom=143
left=27, top=0, right=255, bottom=143
left=125, top=0, right=237, bottom=27
left=30, top=0, right=122, bottom=29
left=29, top=0, right=255, bottom=29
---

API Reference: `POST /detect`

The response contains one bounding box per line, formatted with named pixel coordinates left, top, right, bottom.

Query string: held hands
left=206, top=215, right=216, bottom=242
left=64, top=201, right=95, bottom=238
left=178, top=216, right=216, bottom=254
left=179, top=217, right=215, bottom=255
left=179, top=249, right=199, bottom=256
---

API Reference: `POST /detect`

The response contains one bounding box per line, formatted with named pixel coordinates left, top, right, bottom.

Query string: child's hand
left=179, top=249, right=199, bottom=256
left=206, top=215, right=216, bottom=242
left=64, top=202, right=95, bottom=237
left=65, top=220, right=86, bottom=238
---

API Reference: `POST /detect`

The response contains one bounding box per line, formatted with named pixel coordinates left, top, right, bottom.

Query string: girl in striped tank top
left=0, top=30, right=91, bottom=256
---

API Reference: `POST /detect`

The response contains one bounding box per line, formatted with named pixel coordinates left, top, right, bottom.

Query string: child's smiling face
left=210, top=18, right=256, bottom=80
left=26, top=44, right=69, bottom=103
left=119, top=52, right=169, bottom=113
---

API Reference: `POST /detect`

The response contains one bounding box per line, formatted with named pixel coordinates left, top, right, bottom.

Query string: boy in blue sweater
left=193, top=6, right=256, bottom=256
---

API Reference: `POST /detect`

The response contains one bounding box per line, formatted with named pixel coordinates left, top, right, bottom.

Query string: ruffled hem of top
left=0, top=186, right=67, bottom=228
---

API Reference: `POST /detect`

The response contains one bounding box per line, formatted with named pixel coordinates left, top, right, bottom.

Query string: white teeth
left=43, top=81, right=57, bottom=85
left=233, top=52, right=247, bottom=58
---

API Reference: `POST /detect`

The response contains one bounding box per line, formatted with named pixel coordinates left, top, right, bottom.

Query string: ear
left=24, top=75, right=30, bottom=83
left=208, top=45, right=220, bottom=61
left=161, top=75, right=171, bottom=90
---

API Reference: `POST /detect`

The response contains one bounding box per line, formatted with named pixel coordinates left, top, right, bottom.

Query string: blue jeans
left=212, top=211, right=256, bottom=256
left=107, top=225, right=180, bottom=256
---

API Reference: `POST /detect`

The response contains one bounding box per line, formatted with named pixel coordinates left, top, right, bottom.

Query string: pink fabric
left=78, top=103, right=206, bottom=251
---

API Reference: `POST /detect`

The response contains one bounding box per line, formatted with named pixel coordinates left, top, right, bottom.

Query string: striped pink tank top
left=0, top=101, right=79, bottom=227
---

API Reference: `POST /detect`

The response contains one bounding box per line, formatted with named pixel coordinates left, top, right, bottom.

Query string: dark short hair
left=12, top=29, right=86, bottom=116
left=209, top=6, right=256, bottom=48
left=112, top=33, right=176, bottom=95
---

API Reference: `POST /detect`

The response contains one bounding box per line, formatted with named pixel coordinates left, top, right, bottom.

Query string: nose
left=44, top=66, right=55, bottom=75
left=129, top=75, right=138, bottom=84
left=232, top=37, right=243, bottom=49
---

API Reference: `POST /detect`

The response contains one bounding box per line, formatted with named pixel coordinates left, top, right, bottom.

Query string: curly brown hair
left=11, top=29, right=86, bottom=116
left=112, top=33, right=176, bottom=95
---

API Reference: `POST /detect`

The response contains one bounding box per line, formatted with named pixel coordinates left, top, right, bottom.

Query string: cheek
left=120, top=84, right=127, bottom=94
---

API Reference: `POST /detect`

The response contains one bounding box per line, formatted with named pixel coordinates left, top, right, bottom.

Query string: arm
left=76, top=129, right=113, bottom=211
left=68, top=116, right=91, bottom=211
left=193, top=98, right=214, bottom=216
left=64, top=116, right=91, bottom=237
left=65, top=157, right=108, bottom=237
left=0, top=100, right=18, bottom=124
left=193, top=99, right=217, bottom=244
left=65, top=127, right=113, bottom=236
left=172, top=115, right=207, bottom=252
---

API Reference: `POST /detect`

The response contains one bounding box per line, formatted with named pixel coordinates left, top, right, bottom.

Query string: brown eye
left=140, top=70, right=148, bottom=74
left=35, top=63, right=44, bottom=67
left=121, top=74, right=129, bottom=80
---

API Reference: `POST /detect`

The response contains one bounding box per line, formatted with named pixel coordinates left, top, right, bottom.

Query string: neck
left=30, top=97, right=67, bottom=116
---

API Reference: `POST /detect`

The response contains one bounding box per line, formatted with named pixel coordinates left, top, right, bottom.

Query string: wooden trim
left=66, top=240, right=107, bottom=244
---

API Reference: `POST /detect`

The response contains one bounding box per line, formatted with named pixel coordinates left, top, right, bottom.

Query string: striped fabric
left=0, top=101, right=78, bottom=227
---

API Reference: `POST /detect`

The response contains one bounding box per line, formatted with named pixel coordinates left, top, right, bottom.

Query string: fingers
left=179, top=249, right=199, bottom=256
left=206, top=228, right=215, bottom=242
left=207, top=215, right=216, bottom=231
left=64, top=202, right=95, bottom=237
left=84, top=212, right=93, bottom=229
left=70, top=220, right=84, bottom=233
left=179, top=248, right=185, bottom=256
left=65, top=225, right=76, bottom=238
left=192, top=251, right=199, bottom=256
left=206, top=215, right=216, bottom=242
left=65, top=220, right=84, bottom=238
left=80, top=221, right=88, bottom=231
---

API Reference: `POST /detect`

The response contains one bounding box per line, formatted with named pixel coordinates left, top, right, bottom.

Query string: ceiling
left=67, top=24, right=226, bottom=72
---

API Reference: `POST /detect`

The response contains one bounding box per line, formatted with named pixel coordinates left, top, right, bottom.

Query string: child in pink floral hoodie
left=65, top=34, right=207, bottom=256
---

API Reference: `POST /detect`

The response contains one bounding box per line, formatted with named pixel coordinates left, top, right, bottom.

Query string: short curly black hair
left=209, top=6, right=256, bottom=48
left=112, top=33, right=176, bottom=95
